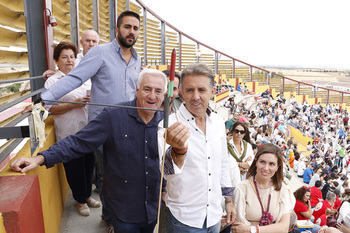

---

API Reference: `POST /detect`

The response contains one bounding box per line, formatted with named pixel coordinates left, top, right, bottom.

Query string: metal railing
left=0, top=75, right=45, bottom=168
left=134, top=0, right=350, bottom=107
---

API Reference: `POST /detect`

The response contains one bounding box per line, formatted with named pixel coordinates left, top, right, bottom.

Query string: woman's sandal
left=87, top=197, right=101, bottom=208
left=75, top=203, right=90, bottom=216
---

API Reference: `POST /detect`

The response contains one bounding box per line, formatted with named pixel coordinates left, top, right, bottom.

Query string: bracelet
left=172, top=147, right=188, bottom=156
left=225, top=199, right=233, bottom=203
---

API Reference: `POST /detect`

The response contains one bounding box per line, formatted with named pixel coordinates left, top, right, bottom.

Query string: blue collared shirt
left=41, top=38, right=141, bottom=121
left=40, top=99, right=163, bottom=223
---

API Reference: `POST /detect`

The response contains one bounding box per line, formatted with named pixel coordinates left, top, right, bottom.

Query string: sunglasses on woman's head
left=233, top=129, right=245, bottom=134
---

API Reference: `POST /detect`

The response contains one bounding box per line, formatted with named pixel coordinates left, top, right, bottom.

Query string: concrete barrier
left=0, top=175, right=45, bottom=233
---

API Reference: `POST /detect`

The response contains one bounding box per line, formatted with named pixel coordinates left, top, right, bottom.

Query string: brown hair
left=53, top=42, right=77, bottom=62
left=246, top=143, right=284, bottom=191
left=293, top=186, right=311, bottom=203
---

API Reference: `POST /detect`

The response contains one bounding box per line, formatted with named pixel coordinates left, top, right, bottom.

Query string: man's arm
left=41, top=46, right=102, bottom=102
left=11, top=155, right=45, bottom=173
left=11, top=107, right=111, bottom=171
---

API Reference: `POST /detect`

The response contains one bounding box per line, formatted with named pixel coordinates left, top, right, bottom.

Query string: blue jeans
left=112, top=216, right=156, bottom=233
left=166, top=208, right=221, bottom=233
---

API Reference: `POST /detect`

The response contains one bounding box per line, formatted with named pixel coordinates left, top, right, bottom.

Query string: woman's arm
left=337, top=223, right=350, bottom=233
left=49, top=97, right=89, bottom=115
left=299, top=201, right=313, bottom=219
left=232, top=214, right=290, bottom=233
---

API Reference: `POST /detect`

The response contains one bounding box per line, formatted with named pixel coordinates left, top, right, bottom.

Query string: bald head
left=80, top=30, right=100, bottom=55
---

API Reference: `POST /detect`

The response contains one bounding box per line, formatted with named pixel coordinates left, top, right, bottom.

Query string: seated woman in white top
left=231, top=143, right=295, bottom=233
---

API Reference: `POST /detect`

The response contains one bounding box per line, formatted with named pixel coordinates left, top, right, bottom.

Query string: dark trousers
left=63, top=152, right=95, bottom=203
left=94, top=146, right=113, bottom=225
left=111, top=212, right=156, bottom=233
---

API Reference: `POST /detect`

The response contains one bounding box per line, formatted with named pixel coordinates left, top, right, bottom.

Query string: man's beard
left=118, top=33, right=137, bottom=48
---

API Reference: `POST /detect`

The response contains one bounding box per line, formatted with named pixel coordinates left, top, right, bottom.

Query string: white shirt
left=308, top=173, right=320, bottom=187
left=294, top=160, right=299, bottom=172
left=229, top=139, right=254, bottom=166
left=44, top=70, right=91, bottom=140
left=297, top=162, right=306, bottom=176
left=75, top=52, right=84, bottom=66
left=158, top=104, right=232, bottom=228
left=337, top=201, right=350, bottom=228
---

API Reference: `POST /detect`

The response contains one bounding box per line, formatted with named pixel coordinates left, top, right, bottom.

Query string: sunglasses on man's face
left=233, top=129, right=245, bottom=134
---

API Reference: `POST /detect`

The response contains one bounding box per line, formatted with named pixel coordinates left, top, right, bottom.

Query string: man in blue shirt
left=11, top=69, right=167, bottom=233
left=41, top=10, right=141, bottom=122
left=303, top=163, right=315, bottom=184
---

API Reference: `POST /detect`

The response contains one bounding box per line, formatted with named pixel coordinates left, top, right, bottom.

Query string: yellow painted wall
left=214, top=74, right=227, bottom=84
left=255, top=84, right=269, bottom=93
left=246, top=82, right=253, bottom=91
left=295, top=94, right=303, bottom=102
left=289, top=126, right=313, bottom=147
left=0, top=214, right=5, bottom=233
left=148, top=65, right=169, bottom=71
left=1, top=117, right=68, bottom=233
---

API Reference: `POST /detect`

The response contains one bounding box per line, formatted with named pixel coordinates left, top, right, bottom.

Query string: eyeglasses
left=233, top=129, right=245, bottom=134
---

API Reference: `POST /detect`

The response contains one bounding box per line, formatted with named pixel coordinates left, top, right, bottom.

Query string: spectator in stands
left=315, top=208, right=338, bottom=227
left=239, top=111, right=249, bottom=123
left=337, top=195, right=350, bottom=232
left=226, top=131, right=241, bottom=189
left=332, top=190, right=341, bottom=211
left=294, top=186, right=313, bottom=220
left=228, top=121, right=254, bottom=181
left=343, top=113, right=349, bottom=126
left=241, top=82, right=248, bottom=95
left=226, top=95, right=236, bottom=113
left=43, top=42, right=100, bottom=216
left=43, top=30, right=100, bottom=79
left=310, top=180, right=324, bottom=208
left=232, top=143, right=295, bottom=233
left=338, top=144, right=346, bottom=169
left=288, top=211, right=300, bottom=233
left=237, top=82, right=242, bottom=92
left=303, top=163, right=315, bottom=184
left=226, top=112, right=239, bottom=133
left=76, top=30, right=101, bottom=65
left=309, top=168, right=323, bottom=187
left=312, top=192, right=336, bottom=223
left=297, top=158, right=308, bottom=178
left=11, top=68, right=167, bottom=233
left=340, top=180, right=349, bottom=196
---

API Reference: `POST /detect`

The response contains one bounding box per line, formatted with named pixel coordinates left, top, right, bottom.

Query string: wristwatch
left=250, top=226, right=257, bottom=233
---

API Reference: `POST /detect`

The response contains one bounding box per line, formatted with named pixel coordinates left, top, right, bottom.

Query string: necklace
left=253, top=176, right=274, bottom=226
left=255, top=179, right=272, bottom=190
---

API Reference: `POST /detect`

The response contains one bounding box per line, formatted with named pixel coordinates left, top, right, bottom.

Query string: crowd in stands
left=225, top=90, right=350, bottom=233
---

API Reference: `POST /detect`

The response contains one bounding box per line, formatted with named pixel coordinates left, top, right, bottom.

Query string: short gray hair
left=137, top=68, right=167, bottom=94
left=326, top=191, right=336, bottom=202
left=181, top=63, right=214, bottom=87
left=289, top=211, right=297, bottom=230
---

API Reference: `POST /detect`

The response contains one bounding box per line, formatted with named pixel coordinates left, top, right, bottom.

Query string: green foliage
left=6, top=83, right=22, bottom=93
